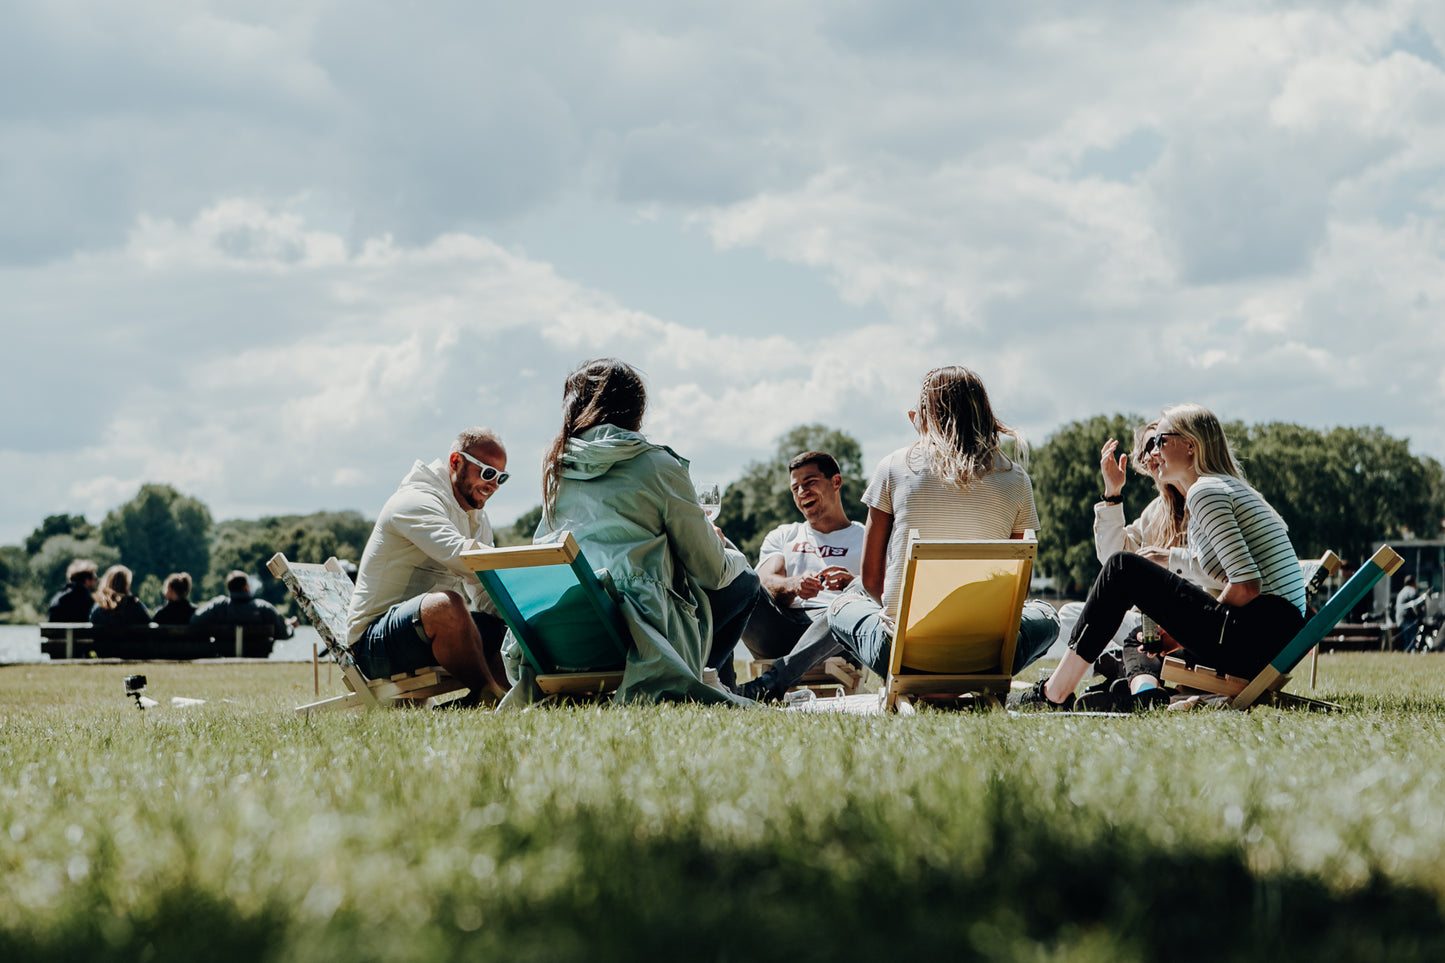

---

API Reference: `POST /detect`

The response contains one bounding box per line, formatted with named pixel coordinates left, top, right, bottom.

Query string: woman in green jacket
left=528, top=358, right=758, bottom=704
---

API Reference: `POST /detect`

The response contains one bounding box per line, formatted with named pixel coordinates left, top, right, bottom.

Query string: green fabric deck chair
left=461, top=533, right=630, bottom=697
left=1162, top=544, right=1404, bottom=710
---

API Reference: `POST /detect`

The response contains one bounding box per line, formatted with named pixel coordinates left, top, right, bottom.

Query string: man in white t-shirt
left=736, top=451, right=865, bottom=702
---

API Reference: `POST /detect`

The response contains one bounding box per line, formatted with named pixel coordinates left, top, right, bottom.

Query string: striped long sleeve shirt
left=1185, top=474, right=1306, bottom=614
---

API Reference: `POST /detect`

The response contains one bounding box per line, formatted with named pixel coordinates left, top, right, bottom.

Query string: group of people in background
left=339, top=356, right=1313, bottom=712
left=46, top=561, right=295, bottom=641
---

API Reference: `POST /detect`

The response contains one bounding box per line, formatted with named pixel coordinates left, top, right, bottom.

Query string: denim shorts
left=353, top=595, right=435, bottom=679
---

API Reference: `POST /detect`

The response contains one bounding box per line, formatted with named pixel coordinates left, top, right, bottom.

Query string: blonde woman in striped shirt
left=1014, top=403, right=1306, bottom=711
left=826, top=366, right=1060, bottom=679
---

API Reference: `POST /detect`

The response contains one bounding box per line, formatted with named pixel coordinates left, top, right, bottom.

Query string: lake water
left=0, top=623, right=324, bottom=664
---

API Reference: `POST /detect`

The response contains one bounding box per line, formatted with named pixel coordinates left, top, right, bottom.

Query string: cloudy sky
left=3, top=0, right=1444, bottom=545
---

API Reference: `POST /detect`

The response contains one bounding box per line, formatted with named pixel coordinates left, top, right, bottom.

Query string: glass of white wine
left=697, top=483, right=722, bottom=522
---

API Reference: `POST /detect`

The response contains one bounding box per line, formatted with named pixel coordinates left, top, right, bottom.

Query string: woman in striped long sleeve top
left=1014, top=403, right=1306, bottom=711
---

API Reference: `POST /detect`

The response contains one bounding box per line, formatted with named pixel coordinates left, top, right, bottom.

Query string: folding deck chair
left=746, top=656, right=864, bottom=698
left=267, top=553, right=466, bottom=714
left=460, top=533, right=630, bottom=697
left=1161, top=544, right=1404, bottom=710
left=881, top=530, right=1037, bottom=711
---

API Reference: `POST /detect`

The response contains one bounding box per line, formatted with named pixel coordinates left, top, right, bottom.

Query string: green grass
left=3, top=656, right=1445, bottom=961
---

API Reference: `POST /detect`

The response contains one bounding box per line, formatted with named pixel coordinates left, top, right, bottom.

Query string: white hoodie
left=346, top=458, right=495, bottom=646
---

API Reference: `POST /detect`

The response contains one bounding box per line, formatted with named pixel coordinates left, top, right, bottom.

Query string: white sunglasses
left=457, top=450, right=509, bottom=485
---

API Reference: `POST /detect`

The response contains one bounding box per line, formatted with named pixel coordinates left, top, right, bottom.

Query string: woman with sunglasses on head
left=1014, top=403, right=1306, bottom=710
left=526, top=358, right=758, bottom=705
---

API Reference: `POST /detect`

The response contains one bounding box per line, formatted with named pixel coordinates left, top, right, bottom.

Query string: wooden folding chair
left=882, top=530, right=1037, bottom=711
left=1161, top=545, right=1404, bottom=710
left=266, top=553, right=466, bottom=714
left=460, top=533, right=630, bottom=697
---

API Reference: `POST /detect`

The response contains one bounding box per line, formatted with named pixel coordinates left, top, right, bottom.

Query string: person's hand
left=1138, top=546, right=1170, bottom=566
left=817, top=566, right=854, bottom=591
left=1100, top=438, right=1127, bottom=498
left=286, top=616, right=300, bottom=629
left=793, top=572, right=824, bottom=600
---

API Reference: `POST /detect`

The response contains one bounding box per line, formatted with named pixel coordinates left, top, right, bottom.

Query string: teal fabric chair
left=1163, top=544, right=1404, bottom=709
left=462, top=533, right=630, bottom=694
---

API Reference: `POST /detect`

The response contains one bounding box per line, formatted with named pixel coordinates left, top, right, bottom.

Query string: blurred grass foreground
left=3, top=656, right=1445, bottom=962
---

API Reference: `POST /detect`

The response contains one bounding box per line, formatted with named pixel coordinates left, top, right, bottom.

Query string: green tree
left=1029, top=413, right=1147, bottom=594
left=206, top=510, right=373, bottom=607
left=716, top=425, right=869, bottom=560
left=495, top=505, right=544, bottom=548
left=99, top=484, right=213, bottom=592
left=1240, top=424, right=1439, bottom=565
left=24, top=514, right=96, bottom=556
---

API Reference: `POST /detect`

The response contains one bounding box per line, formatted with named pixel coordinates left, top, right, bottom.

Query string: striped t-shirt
left=1185, top=474, right=1305, bottom=614
left=864, top=444, right=1039, bottom=622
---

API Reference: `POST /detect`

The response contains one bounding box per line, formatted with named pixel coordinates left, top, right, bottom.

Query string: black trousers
left=1070, top=553, right=1304, bottom=679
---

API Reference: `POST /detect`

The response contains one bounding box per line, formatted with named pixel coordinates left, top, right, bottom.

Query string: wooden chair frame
left=460, top=533, right=630, bottom=697
left=883, top=530, right=1036, bottom=711
left=267, top=553, right=465, bottom=714
left=1161, top=545, right=1404, bottom=710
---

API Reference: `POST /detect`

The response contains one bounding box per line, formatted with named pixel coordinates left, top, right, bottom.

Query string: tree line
left=2, top=417, right=1441, bottom=622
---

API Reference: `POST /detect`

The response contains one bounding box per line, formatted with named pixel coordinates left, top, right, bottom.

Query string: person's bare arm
left=1217, top=579, right=1261, bottom=608
left=861, top=506, right=893, bottom=603
left=757, top=554, right=822, bottom=606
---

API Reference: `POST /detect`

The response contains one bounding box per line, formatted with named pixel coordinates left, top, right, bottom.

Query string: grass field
left=3, top=655, right=1445, bottom=962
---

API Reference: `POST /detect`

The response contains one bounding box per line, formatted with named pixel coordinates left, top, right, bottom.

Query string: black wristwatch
left=1102, top=494, right=1124, bottom=504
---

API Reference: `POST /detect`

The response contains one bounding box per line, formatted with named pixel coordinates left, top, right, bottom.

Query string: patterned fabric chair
left=267, top=553, right=466, bottom=713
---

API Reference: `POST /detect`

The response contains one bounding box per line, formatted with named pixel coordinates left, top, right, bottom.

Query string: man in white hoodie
left=347, top=427, right=511, bottom=701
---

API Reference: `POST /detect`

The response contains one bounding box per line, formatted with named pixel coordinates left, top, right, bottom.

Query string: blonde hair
left=94, top=565, right=134, bottom=611
left=911, top=366, right=1025, bottom=488
left=1131, top=421, right=1187, bottom=547
left=1159, top=403, right=1244, bottom=480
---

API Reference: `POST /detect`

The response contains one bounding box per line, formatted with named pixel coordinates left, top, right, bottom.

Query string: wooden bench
left=40, top=622, right=276, bottom=660
left=1317, top=623, right=1389, bottom=652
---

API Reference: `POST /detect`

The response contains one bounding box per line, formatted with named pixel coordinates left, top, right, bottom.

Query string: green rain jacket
left=526, top=424, right=751, bottom=705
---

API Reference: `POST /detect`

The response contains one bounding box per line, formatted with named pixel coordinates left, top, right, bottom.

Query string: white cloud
left=3, top=0, right=1445, bottom=548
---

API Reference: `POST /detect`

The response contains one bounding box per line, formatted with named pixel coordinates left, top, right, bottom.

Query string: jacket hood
left=561, top=425, right=678, bottom=480
left=399, top=458, right=476, bottom=516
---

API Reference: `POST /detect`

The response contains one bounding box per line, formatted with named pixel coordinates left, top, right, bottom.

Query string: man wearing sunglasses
left=346, top=427, right=512, bottom=704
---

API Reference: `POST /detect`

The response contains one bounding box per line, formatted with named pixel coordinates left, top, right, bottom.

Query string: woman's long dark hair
left=541, top=359, right=648, bottom=520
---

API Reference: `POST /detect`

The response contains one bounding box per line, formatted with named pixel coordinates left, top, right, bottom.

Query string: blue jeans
left=704, top=569, right=761, bottom=688
left=827, top=592, right=1060, bottom=679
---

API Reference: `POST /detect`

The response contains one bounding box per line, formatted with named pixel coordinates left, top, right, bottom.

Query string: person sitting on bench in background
left=47, top=558, right=97, bottom=622
left=736, top=450, right=864, bottom=703
left=346, top=427, right=512, bottom=705
left=89, top=565, right=150, bottom=627
left=152, top=572, right=197, bottom=625
left=193, top=570, right=296, bottom=640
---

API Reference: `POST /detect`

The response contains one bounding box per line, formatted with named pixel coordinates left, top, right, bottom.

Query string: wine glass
left=697, top=483, right=722, bottom=522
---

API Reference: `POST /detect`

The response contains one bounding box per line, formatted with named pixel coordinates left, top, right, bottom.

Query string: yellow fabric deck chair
left=267, top=553, right=465, bottom=714
left=461, top=533, right=630, bottom=698
left=1161, top=545, right=1403, bottom=710
left=882, top=530, right=1037, bottom=711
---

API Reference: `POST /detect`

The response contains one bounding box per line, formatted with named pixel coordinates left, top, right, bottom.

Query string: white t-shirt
left=758, top=520, right=866, bottom=609
left=865, top=444, right=1039, bottom=623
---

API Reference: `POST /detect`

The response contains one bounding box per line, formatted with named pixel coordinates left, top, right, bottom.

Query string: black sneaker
left=1007, top=679, right=1074, bottom=711
left=1074, top=683, right=1128, bottom=712
left=737, top=677, right=781, bottom=704
left=1129, top=684, right=1172, bottom=711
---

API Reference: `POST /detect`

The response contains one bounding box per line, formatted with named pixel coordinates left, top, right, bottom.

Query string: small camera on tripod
left=124, top=674, right=148, bottom=710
